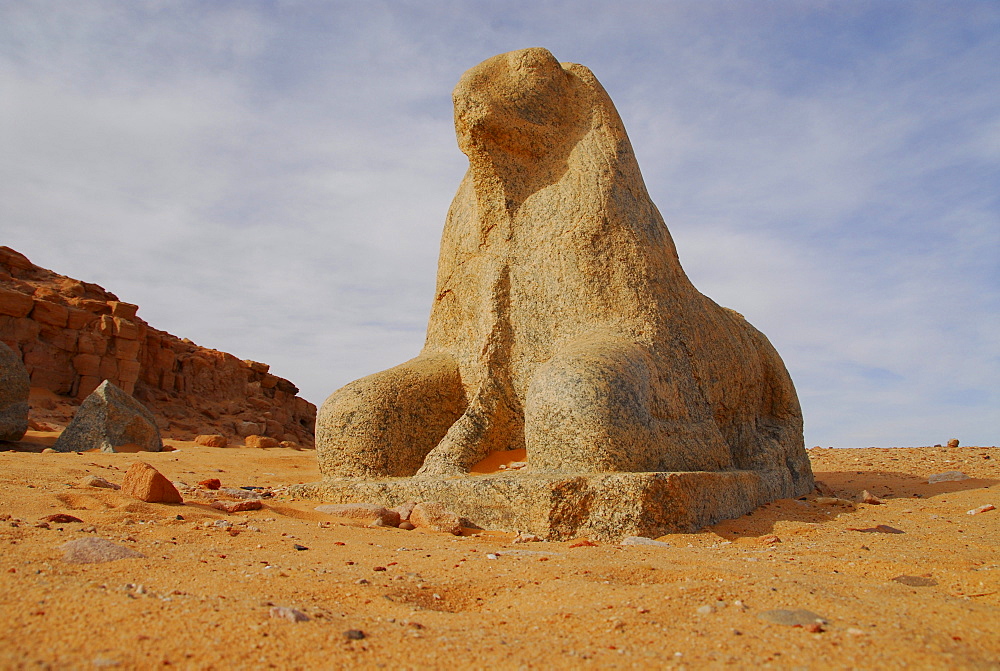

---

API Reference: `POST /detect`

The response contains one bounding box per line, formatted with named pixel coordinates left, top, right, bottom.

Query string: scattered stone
left=507, top=461, right=528, bottom=470
left=42, top=513, right=84, bottom=524
left=293, top=544, right=308, bottom=551
left=847, top=525, right=904, bottom=534
left=757, top=609, right=827, bottom=627
left=0, top=341, right=30, bottom=441
left=758, top=535, right=781, bottom=545
left=409, top=502, right=462, bottom=535
left=391, top=501, right=417, bottom=521
left=211, top=500, right=262, bottom=513
left=892, top=575, right=938, bottom=587
left=966, top=504, right=995, bottom=515
left=79, top=475, right=119, bottom=490
left=41, top=448, right=57, bottom=453
left=195, top=434, right=228, bottom=448
left=315, top=503, right=401, bottom=527
left=569, top=539, right=598, bottom=548
left=219, top=487, right=263, bottom=500
left=815, top=497, right=856, bottom=508
left=621, top=536, right=670, bottom=547
left=813, top=480, right=835, bottom=497
left=198, top=478, right=222, bottom=490
left=859, top=490, right=884, bottom=504
left=696, top=604, right=714, bottom=615
left=246, top=435, right=280, bottom=448
left=947, top=439, right=960, bottom=448
left=344, top=629, right=366, bottom=640
left=60, top=537, right=145, bottom=563
left=512, top=532, right=544, bottom=544
left=399, top=521, right=416, bottom=531
left=269, top=606, right=309, bottom=623
left=928, top=471, right=969, bottom=484
left=53, top=381, right=162, bottom=453
left=121, top=462, right=183, bottom=503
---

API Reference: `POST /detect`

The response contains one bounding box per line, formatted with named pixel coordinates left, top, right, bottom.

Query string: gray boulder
left=53, top=380, right=162, bottom=453
left=0, top=342, right=29, bottom=441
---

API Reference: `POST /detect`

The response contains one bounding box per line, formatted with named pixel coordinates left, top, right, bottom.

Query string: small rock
left=409, top=502, right=462, bottom=535
left=813, top=480, right=835, bottom=497
left=947, top=439, right=960, bottom=448
left=859, top=490, right=884, bottom=504
left=696, top=604, right=714, bottom=615
left=512, top=532, right=544, bottom=544
left=391, top=501, right=417, bottom=521
left=195, top=434, right=228, bottom=448
left=928, top=471, right=969, bottom=484
left=42, top=513, right=84, bottom=524
left=815, top=496, right=855, bottom=508
left=211, top=500, right=262, bottom=513
left=269, top=606, right=309, bottom=623
left=245, top=435, right=280, bottom=448
left=53, top=380, right=162, bottom=453
left=892, top=575, right=938, bottom=587
left=621, top=536, right=670, bottom=548
left=315, top=503, right=401, bottom=527
left=293, top=544, right=308, bottom=551
left=60, top=537, right=145, bottom=564
left=219, top=487, right=262, bottom=500
left=41, top=448, right=57, bottom=454
left=344, top=629, right=365, bottom=640
left=966, top=504, right=995, bottom=515
left=846, top=524, right=904, bottom=534
left=399, top=521, right=416, bottom=531
left=569, top=539, right=598, bottom=548
left=757, top=609, right=827, bottom=626
left=758, top=535, right=781, bottom=545
left=507, top=461, right=527, bottom=470
left=198, top=478, right=222, bottom=490
left=79, top=475, right=120, bottom=490
left=121, top=462, right=183, bottom=503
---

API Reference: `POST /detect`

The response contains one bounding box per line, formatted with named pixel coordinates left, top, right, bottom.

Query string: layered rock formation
left=0, top=246, right=315, bottom=445
left=303, top=48, right=813, bottom=538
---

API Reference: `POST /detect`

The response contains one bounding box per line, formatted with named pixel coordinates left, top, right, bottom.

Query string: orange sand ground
left=1, top=435, right=997, bottom=669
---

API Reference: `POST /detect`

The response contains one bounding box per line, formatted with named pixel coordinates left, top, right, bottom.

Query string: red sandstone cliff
left=0, top=246, right=316, bottom=446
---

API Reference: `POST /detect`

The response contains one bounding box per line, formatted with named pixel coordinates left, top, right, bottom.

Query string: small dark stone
left=293, top=544, right=308, bottom=551
left=344, top=629, right=366, bottom=640
left=175, top=515, right=184, bottom=520
left=892, top=575, right=938, bottom=587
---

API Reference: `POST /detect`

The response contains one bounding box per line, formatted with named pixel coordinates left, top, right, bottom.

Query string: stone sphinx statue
left=306, top=48, right=813, bottom=538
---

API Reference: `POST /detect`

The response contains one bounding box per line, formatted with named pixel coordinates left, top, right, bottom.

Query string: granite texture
left=0, top=341, right=29, bottom=441
left=311, top=48, right=814, bottom=535
left=53, top=380, right=163, bottom=453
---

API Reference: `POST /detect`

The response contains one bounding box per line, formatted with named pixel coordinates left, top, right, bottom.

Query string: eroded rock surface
left=0, top=341, right=29, bottom=441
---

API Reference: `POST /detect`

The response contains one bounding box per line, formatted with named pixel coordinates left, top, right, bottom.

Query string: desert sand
left=1, top=434, right=997, bottom=669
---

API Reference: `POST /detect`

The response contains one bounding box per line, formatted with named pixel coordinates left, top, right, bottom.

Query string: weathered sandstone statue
left=304, top=48, right=813, bottom=539
left=53, top=380, right=163, bottom=453
left=0, top=341, right=30, bottom=441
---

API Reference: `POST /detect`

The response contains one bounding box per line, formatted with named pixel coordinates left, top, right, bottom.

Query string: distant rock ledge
left=0, top=246, right=316, bottom=446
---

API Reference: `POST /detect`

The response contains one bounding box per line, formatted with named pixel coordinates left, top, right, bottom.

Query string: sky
left=2, top=1, right=997, bottom=448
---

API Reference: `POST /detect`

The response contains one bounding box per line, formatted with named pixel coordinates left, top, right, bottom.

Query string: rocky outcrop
left=0, top=246, right=316, bottom=445
left=303, top=48, right=813, bottom=538
left=0, top=341, right=30, bottom=441
left=53, top=380, right=162, bottom=453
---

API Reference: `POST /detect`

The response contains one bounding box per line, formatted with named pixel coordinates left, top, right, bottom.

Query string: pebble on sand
left=966, top=504, right=995, bottom=515
left=344, top=629, right=366, bottom=640
left=60, top=537, right=145, bottom=564
left=620, top=536, right=671, bottom=548
left=210, top=499, right=262, bottom=513
left=78, top=475, right=120, bottom=490
left=757, top=609, right=827, bottom=626
left=269, top=606, right=310, bottom=623
left=927, top=471, right=969, bottom=484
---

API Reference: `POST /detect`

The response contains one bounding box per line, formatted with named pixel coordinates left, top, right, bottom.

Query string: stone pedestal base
left=290, top=470, right=784, bottom=542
